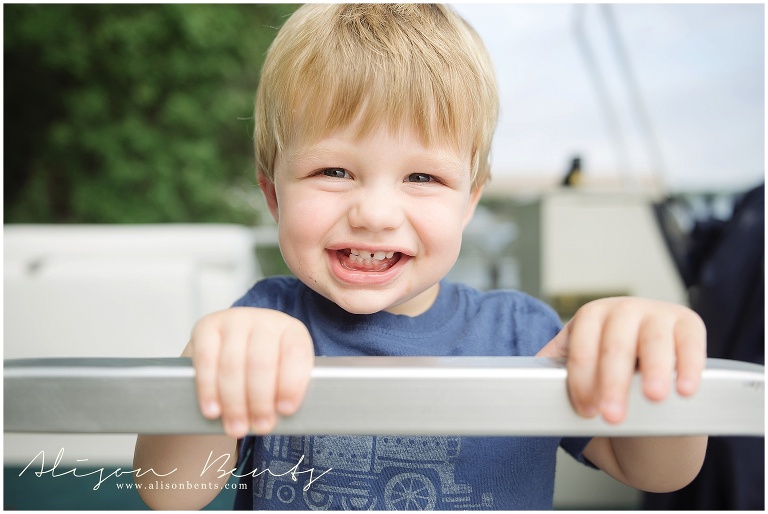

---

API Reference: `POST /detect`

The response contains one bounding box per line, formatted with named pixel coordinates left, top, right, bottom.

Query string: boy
left=134, top=4, right=707, bottom=510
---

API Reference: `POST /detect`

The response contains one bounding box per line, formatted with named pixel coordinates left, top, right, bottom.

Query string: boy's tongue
left=338, top=249, right=401, bottom=272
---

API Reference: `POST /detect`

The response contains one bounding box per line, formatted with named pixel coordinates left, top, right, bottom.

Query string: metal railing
left=4, top=357, right=764, bottom=437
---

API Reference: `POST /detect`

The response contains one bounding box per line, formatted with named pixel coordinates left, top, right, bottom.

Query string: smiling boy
left=134, top=4, right=706, bottom=510
left=263, top=120, right=480, bottom=317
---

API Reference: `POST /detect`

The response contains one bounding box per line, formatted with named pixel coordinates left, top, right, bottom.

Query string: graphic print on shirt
left=253, top=435, right=494, bottom=510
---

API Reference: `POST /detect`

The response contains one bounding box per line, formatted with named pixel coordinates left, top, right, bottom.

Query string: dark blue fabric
left=232, top=277, right=592, bottom=510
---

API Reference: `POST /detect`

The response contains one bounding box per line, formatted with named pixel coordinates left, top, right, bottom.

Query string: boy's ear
left=462, top=185, right=484, bottom=229
left=258, top=173, right=280, bottom=222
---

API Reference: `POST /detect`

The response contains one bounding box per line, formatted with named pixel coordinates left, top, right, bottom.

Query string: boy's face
left=260, top=120, right=482, bottom=316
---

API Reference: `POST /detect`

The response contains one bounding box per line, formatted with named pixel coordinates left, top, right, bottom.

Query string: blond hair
left=254, top=4, right=499, bottom=190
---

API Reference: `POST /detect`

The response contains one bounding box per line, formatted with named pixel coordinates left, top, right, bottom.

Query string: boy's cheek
left=276, top=189, right=324, bottom=227
left=275, top=197, right=334, bottom=269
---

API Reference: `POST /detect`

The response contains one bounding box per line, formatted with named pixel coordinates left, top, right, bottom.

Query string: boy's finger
left=276, top=321, right=314, bottom=417
left=636, top=314, right=675, bottom=402
left=596, top=304, right=641, bottom=424
left=674, top=313, right=707, bottom=396
left=217, top=328, right=250, bottom=439
left=563, top=304, right=604, bottom=419
left=189, top=321, right=222, bottom=420
left=245, top=326, right=280, bottom=435
left=536, top=322, right=570, bottom=359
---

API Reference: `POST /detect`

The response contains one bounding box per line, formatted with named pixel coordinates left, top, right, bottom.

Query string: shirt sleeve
left=560, top=436, right=598, bottom=469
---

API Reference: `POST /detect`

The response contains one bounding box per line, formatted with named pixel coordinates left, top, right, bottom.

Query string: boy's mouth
left=337, top=248, right=402, bottom=272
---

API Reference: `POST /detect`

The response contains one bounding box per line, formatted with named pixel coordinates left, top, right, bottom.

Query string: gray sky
left=453, top=4, right=764, bottom=193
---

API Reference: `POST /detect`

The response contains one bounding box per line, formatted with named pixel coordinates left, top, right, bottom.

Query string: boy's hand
left=537, top=297, right=707, bottom=424
left=182, top=308, right=314, bottom=439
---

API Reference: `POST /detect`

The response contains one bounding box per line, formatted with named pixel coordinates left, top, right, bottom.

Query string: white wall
left=4, top=224, right=273, bottom=466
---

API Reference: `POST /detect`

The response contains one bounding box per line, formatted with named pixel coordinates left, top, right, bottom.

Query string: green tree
left=4, top=4, right=298, bottom=223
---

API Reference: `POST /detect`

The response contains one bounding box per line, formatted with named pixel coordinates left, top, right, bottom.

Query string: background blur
left=3, top=3, right=764, bottom=511
left=5, top=4, right=298, bottom=225
left=455, top=3, right=764, bottom=194
left=5, top=4, right=764, bottom=224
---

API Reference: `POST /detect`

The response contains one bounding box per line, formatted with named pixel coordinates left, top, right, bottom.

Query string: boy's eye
left=321, top=168, right=349, bottom=179
left=407, top=173, right=433, bottom=183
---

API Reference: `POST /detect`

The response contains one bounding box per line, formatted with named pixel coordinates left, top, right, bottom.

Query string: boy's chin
left=332, top=295, right=394, bottom=316
left=323, top=289, right=409, bottom=316
left=328, top=288, right=435, bottom=317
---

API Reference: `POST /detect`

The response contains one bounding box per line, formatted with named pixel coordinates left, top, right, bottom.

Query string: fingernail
left=277, top=400, right=295, bottom=415
left=202, top=401, right=220, bottom=418
left=678, top=378, right=696, bottom=395
left=601, top=401, right=624, bottom=421
left=252, top=417, right=272, bottom=434
left=646, top=377, right=665, bottom=394
left=227, top=419, right=247, bottom=437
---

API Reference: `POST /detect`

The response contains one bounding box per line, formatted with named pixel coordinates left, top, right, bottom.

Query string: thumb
left=536, top=323, right=570, bottom=359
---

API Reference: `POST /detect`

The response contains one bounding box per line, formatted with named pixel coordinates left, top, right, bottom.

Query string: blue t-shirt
left=232, top=277, right=592, bottom=510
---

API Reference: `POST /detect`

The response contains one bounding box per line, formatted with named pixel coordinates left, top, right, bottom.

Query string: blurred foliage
left=4, top=4, right=298, bottom=223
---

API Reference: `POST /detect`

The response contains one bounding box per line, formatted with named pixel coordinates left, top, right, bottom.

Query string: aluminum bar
left=4, top=357, right=764, bottom=436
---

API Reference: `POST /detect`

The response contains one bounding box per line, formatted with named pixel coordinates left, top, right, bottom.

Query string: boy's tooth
left=346, top=248, right=397, bottom=263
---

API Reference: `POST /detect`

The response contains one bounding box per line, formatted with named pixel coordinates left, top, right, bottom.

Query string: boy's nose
left=347, top=188, right=405, bottom=232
